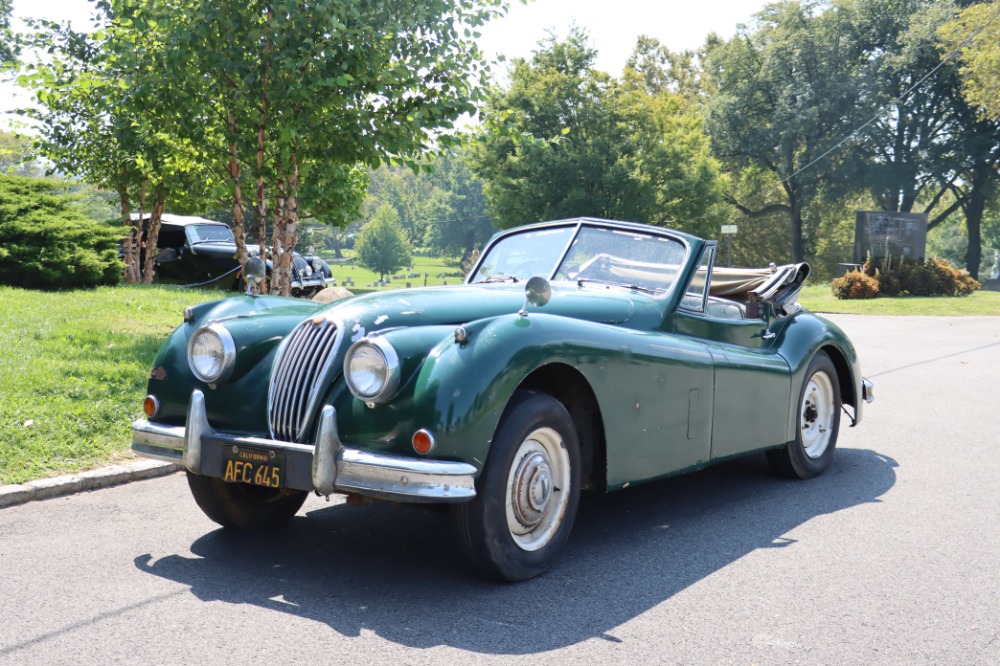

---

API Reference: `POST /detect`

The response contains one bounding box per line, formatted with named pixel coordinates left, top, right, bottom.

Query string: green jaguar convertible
left=132, top=218, right=873, bottom=581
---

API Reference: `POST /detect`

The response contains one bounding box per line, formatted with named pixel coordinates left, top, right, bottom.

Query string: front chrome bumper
left=290, top=276, right=335, bottom=291
left=131, top=390, right=477, bottom=503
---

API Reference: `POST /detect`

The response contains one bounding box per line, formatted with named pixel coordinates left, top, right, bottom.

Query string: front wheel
left=453, top=391, right=581, bottom=581
left=767, top=351, right=841, bottom=479
left=186, top=472, right=308, bottom=531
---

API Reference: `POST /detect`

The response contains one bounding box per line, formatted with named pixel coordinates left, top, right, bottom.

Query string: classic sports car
left=139, top=214, right=334, bottom=296
left=132, top=218, right=873, bottom=581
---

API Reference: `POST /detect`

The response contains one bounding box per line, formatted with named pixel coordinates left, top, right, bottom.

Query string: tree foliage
left=939, top=1, right=1000, bottom=121
left=15, top=0, right=510, bottom=292
left=0, top=130, right=45, bottom=177
left=354, top=203, right=412, bottom=281
left=0, top=0, right=13, bottom=64
left=0, top=174, right=122, bottom=289
left=704, top=1, right=862, bottom=262
left=469, top=28, right=726, bottom=236
left=364, top=150, right=495, bottom=257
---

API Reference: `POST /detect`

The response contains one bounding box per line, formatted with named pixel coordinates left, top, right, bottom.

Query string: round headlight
left=344, top=338, right=400, bottom=403
left=187, top=323, right=236, bottom=383
left=303, top=264, right=313, bottom=277
left=311, top=258, right=324, bottom=272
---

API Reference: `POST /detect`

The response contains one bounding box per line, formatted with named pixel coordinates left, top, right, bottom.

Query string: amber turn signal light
left=143, top=395, right=160, bottom=418
left=412, top=429, right=435, bottom=455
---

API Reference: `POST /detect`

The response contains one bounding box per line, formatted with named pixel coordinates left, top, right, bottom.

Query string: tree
left=16, top=0, right=510, bottom=293
left=939, top=1, right=1000, bottom=121
left=114, top=0, right=510, bottom=294
left=704, top=1, right=863, bottom=262
left=424, top=150, right=495, bottom=258
left=0, top=174, right=122, bottom=289
left=844, top=0, right=1000, bottom=279
left=470, top=28, right=726, bottom=235
left=13, top=13, right=210, bottom=285
left=0, top=130, right=45, bottom=177
left=355, top=203, right=412, bottom=282
left=364, top=164, right=437, bottom=246
left=848, top=0, right=968, bottom=219
left=0, top=0, right=13, bottom=64
left=364, top=150, right=495, bottom=258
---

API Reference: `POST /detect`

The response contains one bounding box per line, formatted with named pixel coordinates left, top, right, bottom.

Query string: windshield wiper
left=479, top=274, right=520, bottom=284
left=189, top=239, right=232, bottom=246
left=576, top=278, right=660, bottom=295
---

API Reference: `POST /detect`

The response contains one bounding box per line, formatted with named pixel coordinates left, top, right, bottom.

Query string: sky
left=2, top=0, right=772, bottom=127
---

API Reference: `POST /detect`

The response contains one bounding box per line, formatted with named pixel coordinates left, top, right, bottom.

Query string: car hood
left=189, top=241, right=240, bottom=256
left=319, top=283, right=665, bottom=333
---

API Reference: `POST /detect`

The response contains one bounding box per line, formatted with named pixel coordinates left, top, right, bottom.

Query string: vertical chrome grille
left=267, top=318, right=340, bottom=442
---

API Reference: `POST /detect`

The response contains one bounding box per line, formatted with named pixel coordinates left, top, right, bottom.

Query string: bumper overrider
left=131, top=390, right=477, bottom=502
left=290, top=275, right=336, bottom=291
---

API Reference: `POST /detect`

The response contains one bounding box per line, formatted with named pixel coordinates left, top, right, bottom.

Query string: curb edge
left=0, top=461, right=182, bottom=509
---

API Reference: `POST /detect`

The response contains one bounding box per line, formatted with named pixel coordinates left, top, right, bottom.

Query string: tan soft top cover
left=709, top=267, right=773, bottom=296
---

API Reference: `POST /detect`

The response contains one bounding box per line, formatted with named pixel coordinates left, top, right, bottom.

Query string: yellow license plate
left=222, top=445, right=284, bottom=488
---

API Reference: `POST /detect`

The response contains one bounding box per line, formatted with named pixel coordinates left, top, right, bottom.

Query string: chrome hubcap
left=505, top=427, right=571, bottom=552
left=512, top=452, right=553, bottom=528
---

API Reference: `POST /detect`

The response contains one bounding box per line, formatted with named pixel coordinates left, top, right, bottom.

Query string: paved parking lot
left=1, top=314, right=997, bottom=665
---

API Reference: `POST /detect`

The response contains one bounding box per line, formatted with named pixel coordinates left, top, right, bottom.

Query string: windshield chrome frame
left=468, top=218, right=693, bottom=301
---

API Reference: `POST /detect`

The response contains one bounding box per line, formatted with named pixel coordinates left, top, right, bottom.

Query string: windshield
left=186, top=224, right=235, bottom=245
left=471, top=224, right=688, bottom=295
left=471, top=226, right=575, bottom=283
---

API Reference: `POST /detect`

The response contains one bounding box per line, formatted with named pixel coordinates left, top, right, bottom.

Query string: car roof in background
left=128, top=213, right=228, bottom=227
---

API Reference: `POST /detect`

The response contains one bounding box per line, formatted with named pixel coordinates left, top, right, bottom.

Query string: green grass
left=324, top=252, right=463, bottom=292
left=799, top=284, right=1000, bottom=315
left=0, top=284, right=227, bottom=484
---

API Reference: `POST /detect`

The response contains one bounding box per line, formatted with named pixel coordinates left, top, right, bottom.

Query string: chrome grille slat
left=285, top=331, right=328, bottom=435
left=267, top=318, right=341, bottom=442
left=274, top=326, right=314, bottom=437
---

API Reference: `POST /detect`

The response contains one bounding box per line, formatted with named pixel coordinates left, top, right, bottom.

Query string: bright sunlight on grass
left=799, top=284, right=1000, bottom=316
left=0, top=285, right=226, bottom=484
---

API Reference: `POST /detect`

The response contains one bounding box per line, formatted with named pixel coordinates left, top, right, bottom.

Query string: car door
left=673, top=246, right=792, bottom=460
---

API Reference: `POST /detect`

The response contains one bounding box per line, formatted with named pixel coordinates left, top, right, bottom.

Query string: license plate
left=222, top=445, right=285, bottom=489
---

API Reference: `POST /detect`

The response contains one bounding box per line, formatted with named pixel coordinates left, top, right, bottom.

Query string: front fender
left=408, top=313, right=604, bottom=472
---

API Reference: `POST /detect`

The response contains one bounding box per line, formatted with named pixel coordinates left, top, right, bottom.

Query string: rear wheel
left=453, top=391, right=581, bottom=582
left=767, top=351, right=841, bottom=479
left=186, top=471, right=308, bottom=530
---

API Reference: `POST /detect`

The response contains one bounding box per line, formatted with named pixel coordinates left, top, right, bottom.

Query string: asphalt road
left=1, top=315, right=997, bottom=666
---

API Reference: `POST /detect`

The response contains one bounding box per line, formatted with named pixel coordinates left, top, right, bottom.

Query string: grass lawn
left=799, top=284, right=1000, bottom=316
left=0, top=284, right=227, bottom=485
left=325, top=253, right=463, bottom=291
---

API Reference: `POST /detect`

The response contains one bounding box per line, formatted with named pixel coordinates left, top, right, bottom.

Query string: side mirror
left=519, top=276, right=551, bottom=316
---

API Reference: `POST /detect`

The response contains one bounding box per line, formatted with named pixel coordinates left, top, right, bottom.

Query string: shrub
left=831, top=271, right=880, bottom=299
left=0, top=175, right=122, bottom=289
left=878, top=257, right=979, bottom=297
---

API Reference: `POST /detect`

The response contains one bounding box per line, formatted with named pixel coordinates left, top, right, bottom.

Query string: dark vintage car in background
left=131, top=217, right=873, bottom=581
left=137, top=214, right=334, bottom=296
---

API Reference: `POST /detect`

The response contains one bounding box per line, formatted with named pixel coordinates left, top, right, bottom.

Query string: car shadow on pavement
left=134, top=447, right=896, bottom=654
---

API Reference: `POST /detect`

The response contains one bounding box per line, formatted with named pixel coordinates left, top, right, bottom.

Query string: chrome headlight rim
left=343, top=337, right=401, bottom=404
left=186, top=323, right=236, bottom=384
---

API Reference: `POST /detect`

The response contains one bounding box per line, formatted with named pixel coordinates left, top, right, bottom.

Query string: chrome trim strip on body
left=132, top=390, right=477, bottom=503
